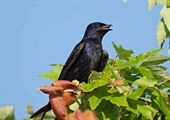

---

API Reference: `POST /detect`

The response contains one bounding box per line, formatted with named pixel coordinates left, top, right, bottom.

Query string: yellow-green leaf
left=166, top=0, right=170, bottom=8
left=157, top=19, right=168, bottom=45
left=128, top=87, right=146, bottom=100
left=105, top=93, right=128, bottom=106
left=148, top=0, right=165, bottom=11
left=40, top=64, right=63, bottom=80
left=0, top=106, right=15, bottom=120
left=161, top=5, right=170, bottom=32
left=89, top=87, right=110, bottom=110
left=112, top=41, right=133, bottom=60
left=148, top=0, right=157, bottom=11
left=134, top=77, right=158, bottom=87
left=138, top=67, right=153, bottom=78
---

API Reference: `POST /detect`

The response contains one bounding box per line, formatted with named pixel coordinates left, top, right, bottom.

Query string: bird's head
left=83, top=22, right=112, bottom=40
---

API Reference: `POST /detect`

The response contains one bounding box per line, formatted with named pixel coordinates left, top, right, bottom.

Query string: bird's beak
left=97, top=24, right=112, bottom=31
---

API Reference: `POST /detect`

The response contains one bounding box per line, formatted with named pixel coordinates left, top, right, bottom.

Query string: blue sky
left=0, top=0, right=169, bottom=119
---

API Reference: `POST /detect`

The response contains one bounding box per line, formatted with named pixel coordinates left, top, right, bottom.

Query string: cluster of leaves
left=26, top=42, right=170, bottom=120
left=148, top=0, right=170, bottom=54
left=80, top=42, right=170, bottom=120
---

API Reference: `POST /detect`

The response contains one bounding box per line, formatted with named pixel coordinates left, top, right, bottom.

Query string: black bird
left=30, top=22, right=112, bottom=119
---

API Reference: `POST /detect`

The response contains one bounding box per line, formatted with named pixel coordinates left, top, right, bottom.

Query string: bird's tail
left=30, top=102, right=52, bottom=119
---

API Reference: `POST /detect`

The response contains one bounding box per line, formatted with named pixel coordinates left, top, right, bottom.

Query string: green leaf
left=89, top=70, right=102, bottom=80
left=159, top=6, right=170, bottom=51
left=136, top=49, right=162, bottom=66
left=0, top=106, right=15, bottom=120
left=82, top=79, right=108, bottom=92
left=100, top=70, right=113, bottom=80
left=82, top=70, right=110, bottom=92
left=166, top=116, right=170, bottom=120
left=163, top=80, right=170, bottom=87
left=39, top=64, right=63, bottom=80
left=105, top=93, right=128, bottom=106
left=133, top=77, right=158, bottom=87
left=157, top=18, right=169, bottom=47
left=114, top=49, right=162, bottom=70
left=140, top=54, right=170, bottom=66
left=89, top=87, right=110, bottom=110
left=120, top=67, right=141, bottom=83
left=114, top=54, right=144, bottom=69
left=146, top=65, right=170, bottom=81
left=95, top=99, right=116, bottom=120
left=141, top=115, right=149, bottom=120
left=115, top=86, right=131, bottom=94
left=130, top=113, right=138, bottom=120
left=148, top=0, right=165, bottom=11
left=78, top=95, right=90, bottom=111
left=152, top=91, right=170, bottom=118
left=138, top=67, right=153, bottom=78
left=106, top=58, right=116, bottom=66
left=26, top=104, right=34, bottom=115
left=144, top=48, right=162, bottom=55
left=44, top=111, right=56, bottom=119
left=161, top=5, right=170, bottom=32
left=148, top=0, right=157, bottom=11
left=69, top=95, right=90, bottom=112
left=126, top=99, right=139, bottom=115
left=108, top=88, right=118, bottom=94
left=69, top=99, right=81, bottom=111
left=112, top=41, right=133, bottom=60
left=166, top=0, right=170, bottom=8
left=137, top=101, right=157, bottom=119
left=128, top=87, right=146, bottom=100
left=96, top=100, right=115, bottom=120
left=103, top=64, right=118, bottom=80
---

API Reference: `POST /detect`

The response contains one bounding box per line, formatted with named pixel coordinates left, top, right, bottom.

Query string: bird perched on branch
left=30, top=22, right=112, bottom=120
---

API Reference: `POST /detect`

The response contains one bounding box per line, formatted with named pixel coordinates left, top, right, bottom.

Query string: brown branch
left=138, top=97, right=152, bottom=103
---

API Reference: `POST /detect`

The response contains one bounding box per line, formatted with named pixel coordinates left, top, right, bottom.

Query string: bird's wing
left=97, top=50, right=108, bottom=72
left=58, top=41, right=86, bottom=80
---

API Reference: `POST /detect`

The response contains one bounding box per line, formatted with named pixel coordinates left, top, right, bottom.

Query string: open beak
left=97, top=24, right=112, bottom=31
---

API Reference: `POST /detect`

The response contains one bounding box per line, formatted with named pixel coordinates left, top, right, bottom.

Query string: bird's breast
left=84, top=41, right=102, bottom=70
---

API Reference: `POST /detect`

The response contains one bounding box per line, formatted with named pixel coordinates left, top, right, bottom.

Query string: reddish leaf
left=82, top=110, right=98, bottom=120
left=62, top=92, right=76, bottom=106
left=52, top=80, right=82, bottom=92
left=66, top=110, right=98, bottom=120
left=113, top=77, right=124, bottom=85
left=40, top=86, right=63, bottom=94
left=74, top=110, right=83, bottom=120
left=39, top=80, right=83, bottom=119
left=66, top=113, right=78, bottom=120
left=50, top=94, right=68, bottom=120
